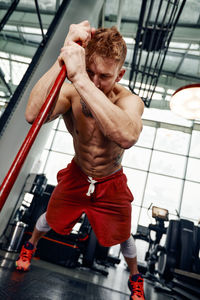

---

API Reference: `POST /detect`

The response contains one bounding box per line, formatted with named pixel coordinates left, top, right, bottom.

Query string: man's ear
left=116, top=68, right=126, bottom=82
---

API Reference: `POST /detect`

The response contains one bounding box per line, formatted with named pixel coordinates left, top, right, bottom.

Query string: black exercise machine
left=133, top=205, right=169, bottom=280
left=133, top=205, right=200, bottom=299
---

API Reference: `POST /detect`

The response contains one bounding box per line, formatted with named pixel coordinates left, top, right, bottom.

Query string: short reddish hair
left=85, top=27, right=127, bottom=68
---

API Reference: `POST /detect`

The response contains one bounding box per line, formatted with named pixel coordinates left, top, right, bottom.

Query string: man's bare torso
left=63, top=83, right=131, bottom=178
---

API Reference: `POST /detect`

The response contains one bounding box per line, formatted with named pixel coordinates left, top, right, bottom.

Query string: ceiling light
left=170, top=83, right=200, bottom=120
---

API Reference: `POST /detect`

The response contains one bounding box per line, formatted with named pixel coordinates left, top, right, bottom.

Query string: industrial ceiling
left=0, top=0, right=199, bottom=117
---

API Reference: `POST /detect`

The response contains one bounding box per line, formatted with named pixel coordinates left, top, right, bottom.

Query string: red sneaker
left=128, top=273, right=145, bottom=300
left=15, top=241, right=36, bottom=271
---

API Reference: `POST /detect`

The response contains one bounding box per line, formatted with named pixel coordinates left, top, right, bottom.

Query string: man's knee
left=120, top=235, right=137, bottom=258
left=35, top=212, right=51, bottom=232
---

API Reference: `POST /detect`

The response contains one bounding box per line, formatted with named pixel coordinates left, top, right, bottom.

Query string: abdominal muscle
left=63, top=92, right=124, bottom=178
left=72, top=126, right=124, bottom=178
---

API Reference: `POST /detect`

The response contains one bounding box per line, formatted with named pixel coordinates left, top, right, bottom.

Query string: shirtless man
left=16, top=21, right=145, bottom=300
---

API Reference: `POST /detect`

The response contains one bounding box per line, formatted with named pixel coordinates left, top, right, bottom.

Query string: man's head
left=85, top=26, right=127, bottom=69
left=85, top=27, right=127, bottom=94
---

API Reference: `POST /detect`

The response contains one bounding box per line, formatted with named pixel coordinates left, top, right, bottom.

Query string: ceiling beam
left=104, top=18, right=200, bottom=41
left=0, top=5, right=55, bottom=15
left=0, top=38, right=36, bottom=57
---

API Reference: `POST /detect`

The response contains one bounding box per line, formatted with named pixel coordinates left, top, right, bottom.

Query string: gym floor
left=0, top=250, right=176, bottom=300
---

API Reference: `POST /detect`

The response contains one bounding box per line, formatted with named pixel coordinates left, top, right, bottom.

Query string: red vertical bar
left=0, top=65, right=66, bottom=211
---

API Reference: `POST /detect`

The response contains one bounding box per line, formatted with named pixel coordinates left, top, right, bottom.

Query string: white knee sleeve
left=120, top=235, right=137, bottom=258
left=35, top=212, right=51, bottom=232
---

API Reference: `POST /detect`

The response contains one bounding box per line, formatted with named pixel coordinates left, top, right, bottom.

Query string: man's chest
left=70, top=100, right=103, bottom=143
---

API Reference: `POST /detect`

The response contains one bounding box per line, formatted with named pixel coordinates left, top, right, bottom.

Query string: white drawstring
left=86, top=176, right=97, bottom=196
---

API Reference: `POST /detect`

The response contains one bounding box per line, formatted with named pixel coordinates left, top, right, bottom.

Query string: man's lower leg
left=28, top=227, right=47, bottom=248
left=124, top=256, right=145, bottom=300
left=16, top=213, right=51, bottom=271
left=120, top=236, right=145, bottom=299
left=15, top=227, right=47, bottom=271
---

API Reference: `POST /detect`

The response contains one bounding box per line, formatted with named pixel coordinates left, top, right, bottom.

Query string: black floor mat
left=0, top=256, right=127, bottom=300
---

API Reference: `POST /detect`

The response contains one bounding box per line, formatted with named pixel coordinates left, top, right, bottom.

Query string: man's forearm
left=25, top=61, right=62, bottom=123
left=73, top=75, right=141, bottom=149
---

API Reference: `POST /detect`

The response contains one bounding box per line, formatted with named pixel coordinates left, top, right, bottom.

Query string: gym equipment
left=3, top=221, right=27, bottom=252
left=157, top=219, right=180, bottom=281
left=157, top=219, right=200, bottom=300
left=134, top=206, right=200, bottom=299
left=133, top=206, right=169, bottom=279
left=193, top=225, right=200, bottom=274
left=144, top=206, right=169, bottom=280
left=158, top=218, right=199, bottom=279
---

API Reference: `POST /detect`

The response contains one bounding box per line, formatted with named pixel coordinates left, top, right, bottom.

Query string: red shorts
left=46, top=159, right=133, bottom=247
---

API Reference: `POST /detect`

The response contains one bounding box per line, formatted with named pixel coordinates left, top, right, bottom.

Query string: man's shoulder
left=115, top=84, right=144, bottom=111
left=112, top=83, right=130, bottom=100
left=115, top=83, right=141, bottom=102
left=115, top=83, right=131, bottom=93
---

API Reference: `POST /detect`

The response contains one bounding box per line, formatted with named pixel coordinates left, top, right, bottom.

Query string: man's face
left=86, top=55, right=125, bottom=95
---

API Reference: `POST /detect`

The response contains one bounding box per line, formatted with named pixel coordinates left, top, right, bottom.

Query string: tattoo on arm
left=80, top=99, right=93, bottom=118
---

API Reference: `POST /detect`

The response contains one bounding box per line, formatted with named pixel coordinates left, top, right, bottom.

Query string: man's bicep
left=117, top=94, right=144, bottom=142
left=117, top=94, right=144, bottom=120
